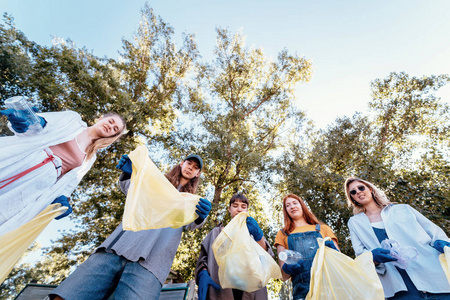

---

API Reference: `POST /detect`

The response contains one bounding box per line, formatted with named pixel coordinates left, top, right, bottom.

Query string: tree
left=160, top=27, right=312, bottom=282
left=0, top=5, right=198, bottom=297
left=276, top=72, right=450, bottom=262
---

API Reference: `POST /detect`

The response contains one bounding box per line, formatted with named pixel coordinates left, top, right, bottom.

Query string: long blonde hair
left=85, top=113, right=127, bottom=160
left=344, top=177, right=392, bottom=214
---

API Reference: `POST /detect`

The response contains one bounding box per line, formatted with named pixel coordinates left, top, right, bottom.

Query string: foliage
left=0, top=5, right=197, bottom=298
left=276, top=72, right=450, bottom=260
left=1, top=7, right=449, bottom=300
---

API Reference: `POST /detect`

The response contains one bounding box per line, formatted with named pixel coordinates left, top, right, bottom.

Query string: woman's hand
left=0, top=107, right=46, bottom=133
left=371, top=248, right=397, bottom=263
left=116, top=154, right=133, bottom=175
left=433, top=240, right=450, bottom=253
left=51, top=195, right=72, bottom=220
left=282, top=261, right=305, bottom=275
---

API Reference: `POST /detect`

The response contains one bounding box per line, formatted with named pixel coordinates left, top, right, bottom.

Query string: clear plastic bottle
left=381, top=239, right=418, bottom=269
left=278, top=250, right=303, bottom=265
left=4, top=96, right=43, bottom=133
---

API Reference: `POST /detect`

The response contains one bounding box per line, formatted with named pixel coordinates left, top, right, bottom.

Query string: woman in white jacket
left=345, top=177, right=450, bottom=299
left=0, top=109, right=126, bottom=236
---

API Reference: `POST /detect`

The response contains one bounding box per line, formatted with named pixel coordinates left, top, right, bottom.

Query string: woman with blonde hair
left=345, top=177, right=450, bottom=299
left=0, top=108, right=127, bottom=235
left=274, top=193, right=339, bottom=300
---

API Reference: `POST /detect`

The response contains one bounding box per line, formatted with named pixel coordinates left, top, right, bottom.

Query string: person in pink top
left=0, top=108, right=127, bottom=235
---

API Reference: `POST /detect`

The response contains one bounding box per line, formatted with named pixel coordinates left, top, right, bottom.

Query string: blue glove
left=371, top=248, right=397, bottom=263
left=434, top=240, right=450, bottom=253
left=325, top=240, right=338, bottom=251
left=0, top=107, right=46, bottom=133
left=116, top=154, right=133, bottom=175
left=51, top=195, right=72, bottom=220
left=195, top=198, right=212, bottom=221
left=197, top=269, right=220, bottom=300
left=246, top=216, right=264, bottom=241
left=282, top=261, right=304, bottom=276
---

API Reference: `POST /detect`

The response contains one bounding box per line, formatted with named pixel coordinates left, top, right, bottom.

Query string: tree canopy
left=1, top=7, right=449, bottom=300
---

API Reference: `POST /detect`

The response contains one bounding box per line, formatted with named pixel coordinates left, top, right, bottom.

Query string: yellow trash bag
left=439, top=246, right=450, bottom=285
left=307, top=237, right=384, bottom=300
left=0, top=204, right=67, bottom=283
left=212, top=212, right=282, bottom=292
left=123, top=145, right=201, bottom=231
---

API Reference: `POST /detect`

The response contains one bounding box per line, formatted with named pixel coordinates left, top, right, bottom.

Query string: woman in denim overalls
left=274, top=194, right=339, bottom=300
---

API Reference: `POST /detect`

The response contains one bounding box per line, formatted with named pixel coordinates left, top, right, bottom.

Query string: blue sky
left=2, top=0, right=450, bottom=253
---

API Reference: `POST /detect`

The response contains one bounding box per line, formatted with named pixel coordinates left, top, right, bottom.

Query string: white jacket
left=0, top=111, right=96, bottom=235
left=348, top=204, right=450, bottom=297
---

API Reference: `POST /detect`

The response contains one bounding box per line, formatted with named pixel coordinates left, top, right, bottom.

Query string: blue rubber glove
left=51, top=195, right=72, bottom=220
left=0, top=107, right=46, bottom=133
left=282, top=261, right=304, bottom=276
left=197, top=269, right=220, bottom=300
left=371, top=248, right=397, bottom=263
left=246, top=216, right=264, bottom=241
left=325, top=240, right=338, bottom=251
left=434, top=240, right=450, bottom=253
left=116, top=154, right=133, bottom=175
left=195, top=198, right=212, bottom=221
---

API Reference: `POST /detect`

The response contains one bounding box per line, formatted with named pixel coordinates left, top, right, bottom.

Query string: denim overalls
left=286, top=224, right=322, bottom=300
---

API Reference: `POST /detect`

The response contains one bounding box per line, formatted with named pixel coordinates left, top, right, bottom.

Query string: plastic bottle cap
left=279, top=251, right=288, bottom=261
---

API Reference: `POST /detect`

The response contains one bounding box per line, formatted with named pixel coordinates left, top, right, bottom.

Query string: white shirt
left=348, top=204, right=450, bottom=297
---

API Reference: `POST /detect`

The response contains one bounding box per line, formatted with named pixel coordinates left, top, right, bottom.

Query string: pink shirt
left=49, top=137, right=86, bottom=176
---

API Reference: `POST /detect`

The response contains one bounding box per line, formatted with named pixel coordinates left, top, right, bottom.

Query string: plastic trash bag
left=381, top=239, right=418, bottom=269
left=0, top=203, right=67, bottom=283
left=440, top=246, right=450, bottom=285
left=212, top=212, right=282, bottom=292
left=306, top=237, right=384, bottom=300
left=122, top=145, right=201, bottom=231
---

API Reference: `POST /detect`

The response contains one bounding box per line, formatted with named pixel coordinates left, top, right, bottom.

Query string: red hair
left=282, top=194, right=320, bottom=234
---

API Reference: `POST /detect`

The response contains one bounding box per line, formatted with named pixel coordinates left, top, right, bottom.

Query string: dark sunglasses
left=349, top=185, right=366, bottom=195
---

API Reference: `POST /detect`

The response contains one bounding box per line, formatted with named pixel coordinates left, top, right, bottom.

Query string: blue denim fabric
left=287, top=224, right=322, bottom=300
left=49, top=250, right=162, bottom=300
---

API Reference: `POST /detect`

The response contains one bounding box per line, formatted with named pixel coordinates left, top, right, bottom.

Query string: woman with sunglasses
left=274, top=194, right=339, bottom=300
left=345, top=177, right=450, bottom=299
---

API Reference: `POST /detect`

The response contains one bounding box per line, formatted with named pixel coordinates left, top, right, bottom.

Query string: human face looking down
left=92, top=115, right=125, bottom=138
left=228, top=200, right=248, bottom=219
left=285, top=197, right=304, bottom=220
left=348, top=181, right=374, bottom=207
left=179, top=159, right=201, bottom=180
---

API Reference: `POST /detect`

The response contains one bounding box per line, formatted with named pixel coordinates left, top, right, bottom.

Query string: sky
left=2, top=0, right=450, bottom=257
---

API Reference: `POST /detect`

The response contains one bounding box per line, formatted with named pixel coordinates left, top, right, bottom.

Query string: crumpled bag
left=307, top=237, right=384, bottom=300
left=0, top=204, right=67, bottom=283
left=439, top=246, right=450, bottom=285
left=212, top=212, right=282, bottom=292
left=123, top=145, right=201, bottom=231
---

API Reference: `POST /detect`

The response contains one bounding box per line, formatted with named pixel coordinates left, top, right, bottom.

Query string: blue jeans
left=287, top=224, right=322, bottom=300
left=49, top=251, right=162, bottom=300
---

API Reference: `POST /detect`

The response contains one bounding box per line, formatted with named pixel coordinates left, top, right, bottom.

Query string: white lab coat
left=0, top=111, right=96, bottom=236
left=348, top=204, right=450, bottom=297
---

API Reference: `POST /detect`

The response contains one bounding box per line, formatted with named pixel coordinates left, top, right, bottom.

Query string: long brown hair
left=344, top=177, right=392, bottom=215
left=165, top=162, right=200, bottom=194
left=282, top=193, right=320, bottom=234
left=85, top=112, right=127, bottom=160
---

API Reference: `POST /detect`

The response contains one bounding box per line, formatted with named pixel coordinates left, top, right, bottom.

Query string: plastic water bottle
left=381, top=239, right=418, bottom=269
left=278, top=250, right=303, bottom=265
left=4, top=96, right=43, bottom=133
